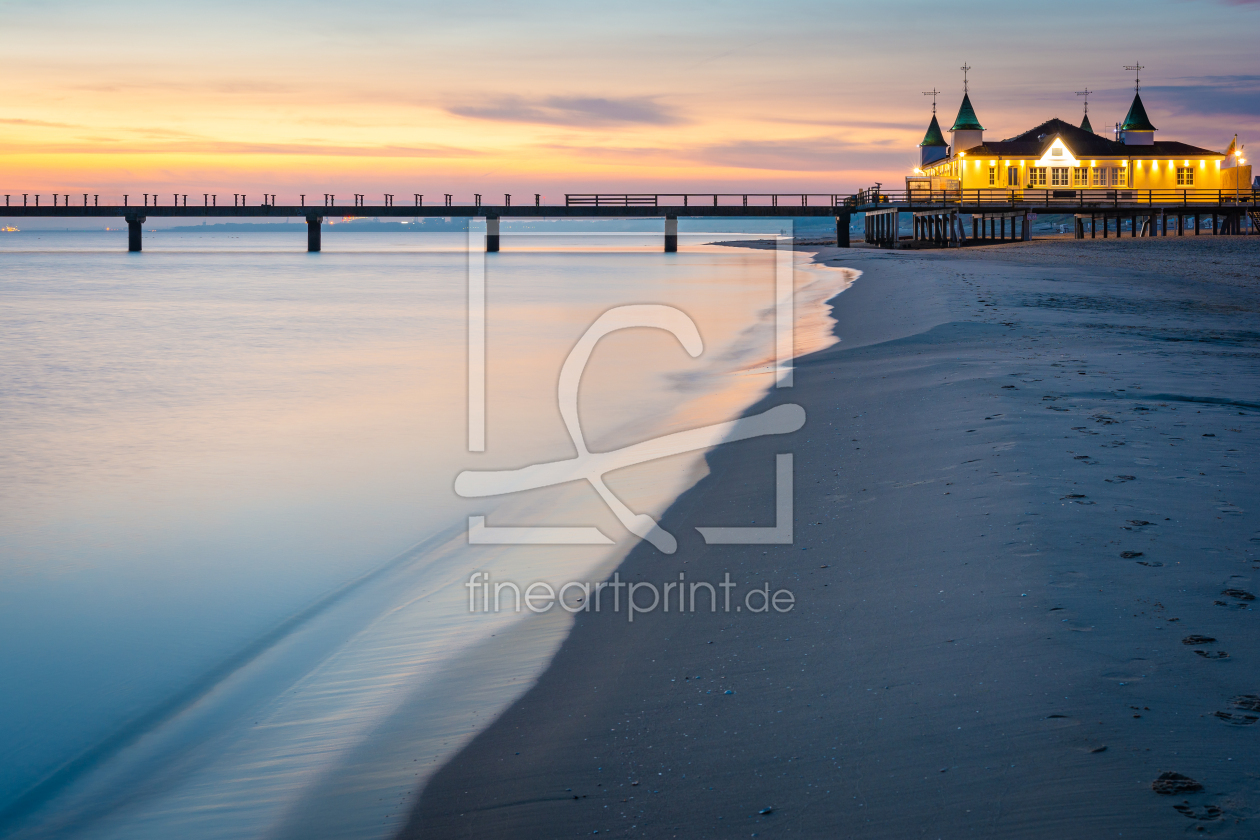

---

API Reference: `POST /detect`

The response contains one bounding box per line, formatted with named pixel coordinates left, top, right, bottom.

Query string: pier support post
left=306, top=215, right=321, bottom=252
left=835, top=213, right=850, bottom=248
left=1021, top=211, right=1031, bottom=241
left=126, top=215, right=145, bottom=252
left=1194, top=214, right=1200, bottom=235
left=487, top=216, right=500, bottom=252
left=664, top=216, right=678, bottom=252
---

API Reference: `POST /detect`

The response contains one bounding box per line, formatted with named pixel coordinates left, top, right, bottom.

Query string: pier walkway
left=1, top=188, right=1254, bottom=252
left=853, top=186, right=1258, bottom=247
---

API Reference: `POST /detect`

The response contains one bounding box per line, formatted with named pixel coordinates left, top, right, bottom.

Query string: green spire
left=1120, top=92, right=1156, bottom=132
left=920, top=113, right=947, bottom=147
left=1080, top=112, right=1094, bottom=134
left=949, top=93, right=984, bottom=131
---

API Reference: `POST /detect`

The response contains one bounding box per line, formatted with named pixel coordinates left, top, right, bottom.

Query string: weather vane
left=922, top=88, right=941, bottom=114
left=960, top=63, right=972, bottom=94
left=1124, top=62, right=1144, bottom=92
left=1076, top=87, right=1092, bottom=115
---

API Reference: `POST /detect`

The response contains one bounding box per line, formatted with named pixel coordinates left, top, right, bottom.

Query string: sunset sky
left=2, top=0, right=1258, bottom=201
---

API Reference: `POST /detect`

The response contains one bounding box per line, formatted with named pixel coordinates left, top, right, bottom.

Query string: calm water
left=0, top=227, right=847, bottom=838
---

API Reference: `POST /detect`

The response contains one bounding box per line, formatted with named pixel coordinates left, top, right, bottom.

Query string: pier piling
left=306, top=215, right=321, bottom=252
left=486, top=216, right=500, bottom=252
left=664, top=216, right=678, bottom=252
left=127, top=216, right=145, bottom=252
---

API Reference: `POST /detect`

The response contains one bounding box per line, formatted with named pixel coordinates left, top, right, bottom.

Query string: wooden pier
left=0, top=193, right=853, bottom=253
left=2, top=188, right=1255, bottom=252
left=853, top=187, right=1258, bottom=248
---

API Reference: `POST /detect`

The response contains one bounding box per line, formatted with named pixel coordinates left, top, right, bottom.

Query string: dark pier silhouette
left=2, top=189, right=1254, bottom=252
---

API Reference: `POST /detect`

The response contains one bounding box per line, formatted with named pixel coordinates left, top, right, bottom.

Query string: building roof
left=1080, top=112, right=1093, bottom=134
left=1120, top=92, right=1157, bottom=132
left=953, top=118, right=1220, bottom=158
left=949, top=93, right=984, bottom=131
left=919, top=114, right=947, bottom=147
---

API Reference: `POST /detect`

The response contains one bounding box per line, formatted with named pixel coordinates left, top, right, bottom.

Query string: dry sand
left=401, top=237, right=1260, bottom=838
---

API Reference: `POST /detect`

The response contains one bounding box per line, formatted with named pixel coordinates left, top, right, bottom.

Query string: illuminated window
left=1111, top=168, right=1126, bottom=187
left=1091, top=167, right=1107, bottom=186
left=1029, top=167, right=1047, bottom=186
left=988, top=167, right=996, bottom=186
left=1073, top=168, right=1089, bottom=186
left=1007, top=166, right=1019, bottom=187
left=1050, top=168, right=1069, bottom=186
left=1176, top=167, right=1194, bottom=186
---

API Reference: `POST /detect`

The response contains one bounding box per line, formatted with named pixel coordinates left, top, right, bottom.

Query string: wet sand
left=401, top=237, right=1260, bottom=838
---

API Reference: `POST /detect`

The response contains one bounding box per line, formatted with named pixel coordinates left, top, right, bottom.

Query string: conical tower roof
left=920, top=113, right=947, bottom=147
left=1120, top=92, right=1156, bottom=131
left=1080, top=112, right=1093, bottom=134
left=949, top=93, right=984, bottom=131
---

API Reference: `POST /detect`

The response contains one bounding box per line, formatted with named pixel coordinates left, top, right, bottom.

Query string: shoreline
left=401, top=236, right=1260, bottom=837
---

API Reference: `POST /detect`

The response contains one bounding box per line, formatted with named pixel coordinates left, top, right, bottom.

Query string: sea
left=0, top=223, right=852, bottom=839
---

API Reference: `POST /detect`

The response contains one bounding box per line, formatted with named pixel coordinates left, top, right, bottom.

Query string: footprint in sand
left=1173, top=803, right=1222, bottom=821
left=1222, top=588, right=1255, bottom=601
left=1214, top=695, right=1260, bottom=726
left=1230, top=695, right=1260, bottom=711
left=1106, top=475, right=1136, bottom=483
left=1194, top=650, right=1230, bottom=660
left=1152, top=772, right=1203, bottom=794
left=1182, top=635, right=1217, bottom=645
left=1120, top=551, right=1144, bottom=559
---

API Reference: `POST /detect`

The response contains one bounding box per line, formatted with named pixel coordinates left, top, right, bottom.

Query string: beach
left=402, top=236, right=1260, bottom=837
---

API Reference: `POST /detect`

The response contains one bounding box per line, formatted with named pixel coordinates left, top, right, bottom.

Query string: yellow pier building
left=913, top=82, right=1250, bottom=197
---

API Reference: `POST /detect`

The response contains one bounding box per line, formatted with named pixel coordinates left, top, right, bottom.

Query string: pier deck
left=2, top=188, right=1254, bottom=251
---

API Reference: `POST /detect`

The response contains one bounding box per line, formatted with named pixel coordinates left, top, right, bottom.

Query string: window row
left=986, top=167, right=1129, bottom=187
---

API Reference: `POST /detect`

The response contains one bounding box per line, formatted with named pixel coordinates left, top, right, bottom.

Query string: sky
left=1, top=0, right=1257, bottom=201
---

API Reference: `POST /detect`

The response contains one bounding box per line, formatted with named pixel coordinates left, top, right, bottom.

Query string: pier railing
left=855, top=187, right=1260, bottom=210
left=565, top=194, right=852, bottom=208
